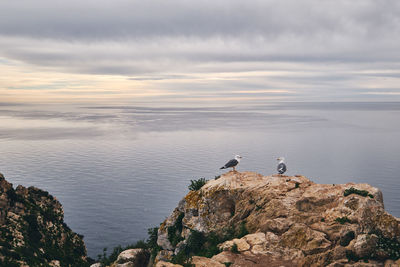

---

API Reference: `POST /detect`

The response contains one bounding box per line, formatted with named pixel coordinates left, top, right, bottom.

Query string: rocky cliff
left=151, top=171, right=400, bottom=267
left=0, top=172, right=89, bottom=267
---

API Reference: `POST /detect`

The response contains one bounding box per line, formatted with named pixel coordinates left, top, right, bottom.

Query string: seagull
left=220, top=155, right=242, bottom=172
left=277, top=157, right=287, bottom=175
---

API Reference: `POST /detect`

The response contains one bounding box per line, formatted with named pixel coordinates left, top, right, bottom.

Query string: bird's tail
left=220, top=166, right=226, bottom=169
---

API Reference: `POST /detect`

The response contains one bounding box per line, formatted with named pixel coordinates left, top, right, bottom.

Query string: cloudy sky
left=0, top=0, right=399, bottom=105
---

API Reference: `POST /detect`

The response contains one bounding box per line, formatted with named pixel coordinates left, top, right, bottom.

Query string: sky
left=0, top=0, right=400, bottom=105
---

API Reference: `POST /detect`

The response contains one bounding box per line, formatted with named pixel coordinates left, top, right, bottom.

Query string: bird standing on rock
left=277, top=157, right=287, bottom=175
left=220, top=155, right=242, bottom=172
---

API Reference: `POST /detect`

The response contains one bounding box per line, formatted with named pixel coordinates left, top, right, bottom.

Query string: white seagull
left=277, top=157, right=287, bottom=175
left=220, top=155, right=242, bottom=172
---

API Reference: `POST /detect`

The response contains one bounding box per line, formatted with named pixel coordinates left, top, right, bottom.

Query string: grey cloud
left=0, top=0, right=400, bottom=101
left=0, top=0, right=399, bottom=40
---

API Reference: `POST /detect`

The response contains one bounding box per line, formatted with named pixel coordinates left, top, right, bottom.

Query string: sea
left=0, top=101, right=399, bottom=258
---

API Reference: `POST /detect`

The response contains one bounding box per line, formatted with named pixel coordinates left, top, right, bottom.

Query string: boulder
left=156, top=171, right=400, bottom=266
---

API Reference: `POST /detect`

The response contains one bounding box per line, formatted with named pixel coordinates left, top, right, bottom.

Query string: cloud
left=0, top=0, right=399, bottom=102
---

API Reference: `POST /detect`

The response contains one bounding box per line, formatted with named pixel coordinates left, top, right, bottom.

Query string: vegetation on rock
left=344, top=187, right=374, bottom=198
left=167, top=212, right=185, bottom=246
left=0, top=173, right=89, bottom=267
left=188, top=178, right=207, bottom=191
left=335, top=216, right=351, bottom=224
left=340, top=231, right=355, bottom=246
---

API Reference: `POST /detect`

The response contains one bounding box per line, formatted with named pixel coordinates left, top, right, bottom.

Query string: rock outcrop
left=0, top=172, right=89, bottom=266
left=155, top=171, right=400, bottom=267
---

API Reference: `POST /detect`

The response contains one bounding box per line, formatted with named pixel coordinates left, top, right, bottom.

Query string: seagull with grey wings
left=220, top=155, right=242, bottom=172
left=277, top=157, right=287, bottom=175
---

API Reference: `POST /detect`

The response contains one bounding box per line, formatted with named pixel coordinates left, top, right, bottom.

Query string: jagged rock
left=107, top=248, right=150, bottom=267
left=352, top=234, right=378, bottom=258
left=383, top=262, right=398, bottom=267
left=115, top=248, right=144, bottom=263
left=49, top=260, right=61, bottom=267
left=191, top=256, right=225, bottom=267
left=156, top=171, right=400, bottom=266
left=155, top=261, right=183, bottom=267
left=219, top=238, right=250, bottom=251
left=0, top=172, right=89, bottom=266
left=243, top=232, right=266, bottom=247
left=155, top=249, right=174, bottom=262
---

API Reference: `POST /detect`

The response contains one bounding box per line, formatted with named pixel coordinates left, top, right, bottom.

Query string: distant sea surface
left=1, top=102, right=399, bottom=257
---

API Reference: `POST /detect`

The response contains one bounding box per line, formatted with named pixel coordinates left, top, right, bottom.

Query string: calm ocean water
left=0, top=102, right=399, bottom=257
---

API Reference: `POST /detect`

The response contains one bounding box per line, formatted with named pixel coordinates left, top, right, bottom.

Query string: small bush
left=255, top=204, right=263, bottom=211
left=0, top=259, right=20, bottom=267
left=188, top=178, right=208, bottom=191
left=168, top=212, right=185, bottom=246
left=6, top=188, right=25, bottom=205
left=346, top=250, right=359, bottom=262
left=230, top=243, right=239, bottom=254
left=237, top=221, right=249, bottom=238
left=344, top=187, right=374, bottom=198
left=340, top=231, right=355, bottom=246
left=171, top=222, right=249, bottom=264
left=214, top=175, right=221, bottom=180
left=295, top=182, right=300, bottom=188
left=24, top=214, right=42, bottom=245
left=186, top=230, right=206, bottom=254
left=335, top=217, right=351, bottom=224
left=320, top=218, right=325, bottom=222
left=147, top=227, right=161, bottom=259
left=375, top=233, right=400, bottom=260
left=224, top=262, right=232, bottom=267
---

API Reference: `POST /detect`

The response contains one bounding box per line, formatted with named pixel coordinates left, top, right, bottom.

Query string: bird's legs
left=233, top=166, right=236, bottom=172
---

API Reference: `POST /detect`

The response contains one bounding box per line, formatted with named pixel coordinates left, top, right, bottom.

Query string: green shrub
left=374, top=233, right=400, bottom=260
left=335, top=217, right=351, bottom=224
left=171, top=222, right=248, bottom=264
left=224, top=262, right=233, bottom=267
left=188, top=178, right=207, bottom=191
left=24, top=214, right=42, bottom=245
left=346, top=250, right=359, bottom=262
left=168, top=213, right=185, bottom=246
left=171, top=250, right=194, bottom=267
left=0, top=258, right=20, bottom=267
left=185, top=230, right=206, bottom=254
left=255, top=204, right=263, bottom=211
left=237, top=221, right=249, bottom=238
left=230, top=243, right=239, bottom=254
left=147, top=227, right=161, bottom=259
left=6, top=188, right=25, bottom=205
left=344, top=187, right=374, bottom=198
left=340, top=231, right=355, bottom=246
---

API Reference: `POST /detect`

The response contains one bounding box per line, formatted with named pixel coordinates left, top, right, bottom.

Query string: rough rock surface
left=109, top=248, right=149, bottom=267
left=156, top=171, right=400, bottom=267
left=0, top=172, right=89, bottom=266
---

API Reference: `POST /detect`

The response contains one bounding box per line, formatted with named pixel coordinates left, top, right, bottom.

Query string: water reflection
left=0, top=102, right=399, bottom=257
